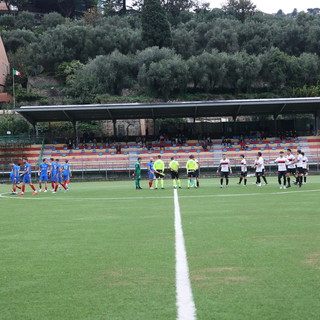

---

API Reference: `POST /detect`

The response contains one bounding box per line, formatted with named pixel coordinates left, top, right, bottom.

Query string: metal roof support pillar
left=233, top=115, right=237, bottom=136
left=273, top=113, right=277, bottom=137
left=315, top=111, right=320, bottom=136
left=72, top=121, right=78, bottom=144
left=113, top=119, right=117, bottom=137
left=153, top=118, right=156, bottom=136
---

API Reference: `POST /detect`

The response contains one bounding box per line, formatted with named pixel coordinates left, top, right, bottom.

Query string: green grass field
left=1, top=176, right=320, bottom=320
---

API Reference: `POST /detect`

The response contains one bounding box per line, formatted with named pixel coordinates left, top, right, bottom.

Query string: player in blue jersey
left=147, top=158, right=155, bottom=189
left=52, top=159, right=67, bottom=193
left=62, top=160, right=71, bottom=190
left=38, top=158, right=49, bottom=192
left=9, top=161, right=20, bottom=194
left=18, top=157, right=38, bottom=195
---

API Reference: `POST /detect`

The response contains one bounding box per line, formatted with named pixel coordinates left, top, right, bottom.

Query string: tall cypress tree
left=141, top=0, right=172, bottom=48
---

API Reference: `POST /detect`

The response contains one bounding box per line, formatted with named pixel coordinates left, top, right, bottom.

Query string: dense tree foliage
left=141, top=0, right=172, bottom=48
left=2, top=4, right=320, bottom=101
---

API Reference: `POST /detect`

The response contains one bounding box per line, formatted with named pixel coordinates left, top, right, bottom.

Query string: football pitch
left=1, top=176, right=320, bottom=320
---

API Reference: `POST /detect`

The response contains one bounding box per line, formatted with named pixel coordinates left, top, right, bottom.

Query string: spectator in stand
left=147, top=141, right=153, bottom=151
left=202, top=141, right=208, bottom=151
left=240, top=140, right=246, bottom=150
left=116, top=143, right=122, bottom=154
left=159, top=140, right=165, bottom=151
left=256, top=131, right=261, bottom=140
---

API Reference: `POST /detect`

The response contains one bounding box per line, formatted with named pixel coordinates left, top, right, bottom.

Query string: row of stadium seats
left=0, top=137, right=319, bottom=169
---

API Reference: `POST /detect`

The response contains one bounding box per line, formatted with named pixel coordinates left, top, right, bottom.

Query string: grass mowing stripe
left=174, top=189, right=197, bottom=320
left=1, top=189, right=320, bottom=201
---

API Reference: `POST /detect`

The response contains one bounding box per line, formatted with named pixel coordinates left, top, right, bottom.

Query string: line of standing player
left=135, top=154, right=200, bottom=190
left=9, top=157, right=72, bottom=195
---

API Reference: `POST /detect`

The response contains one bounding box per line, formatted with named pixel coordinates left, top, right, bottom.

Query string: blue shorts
left=22, top=174, right=31, bottom=184
left=57, top=175, right=62, bottom=183
left=148, top=172, right=155, bottom=179
left=40, top=174, right=48, bottom=181
left=63, top=174, right=70, bottom=181
left=11, top=176, right=18, bottom=184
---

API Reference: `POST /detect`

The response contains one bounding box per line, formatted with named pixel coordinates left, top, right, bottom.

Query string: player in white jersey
left=217, top=154, right=232, bottom=188
left=237, top=154, right=247, bottom=186
left=285, top=148, right=296, bottom=188
left=274, top=151, right=289, bottom=189
left=253, top=152, right=267, bottom=186
left=301, top=152, right=309, bottom=184
left=295, top=149, right=304, bottom=187
left=253, top=152, right=263, bottom=186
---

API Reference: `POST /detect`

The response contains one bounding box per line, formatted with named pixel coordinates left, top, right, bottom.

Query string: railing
left=0, top=135, right=44, bottom=147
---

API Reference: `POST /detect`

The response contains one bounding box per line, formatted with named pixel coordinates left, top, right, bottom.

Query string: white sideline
left=174, top=188, right=197, bottom=320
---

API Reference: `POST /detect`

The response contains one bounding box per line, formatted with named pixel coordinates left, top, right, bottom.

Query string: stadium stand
left=1, top=137, right=319, bottom=176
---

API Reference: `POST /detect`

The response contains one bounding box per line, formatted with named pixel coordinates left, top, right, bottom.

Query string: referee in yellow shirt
left=169, top=157, right=181, bottom=189
left=154, top=155, right=165, bottom=189
left=186, top=154, right=197, bottom=188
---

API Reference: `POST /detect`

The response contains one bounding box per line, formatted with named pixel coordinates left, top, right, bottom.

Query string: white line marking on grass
left=1, top=189, right=320, bottom=201
left=174, top=188, right=197, bottom=320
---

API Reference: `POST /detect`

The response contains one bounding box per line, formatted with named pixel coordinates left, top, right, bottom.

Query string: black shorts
left=297, top=167, right=304, bottom=174
left=287, top=168, right=296, bottom=175
left=155, top=170, right=163, bottom=179
left=194, top=169, right=199, bottom=178
left=220, top=171, right=229, bottom=178
left=171, top=171, right=179, bottom=179
left=303, top=168, right=308, bottom=175
left=256, top=172, right=262, bottom=177
left=262, top=169, right=266, bottom=176
left=240, top=171, right=247, bottom=177
left=188, top=171, right=195, bottom=178
left=278, top=171, right=287, bottom=178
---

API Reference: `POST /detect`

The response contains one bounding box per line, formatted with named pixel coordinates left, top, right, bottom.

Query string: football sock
left=149, top=181, right=152, bottom=188
left=226, top=178, right=229, bottom=186
left=287, top=177, right=291, bottom=185
left=16, top=185, right=21, bottom=189
left=278, top=177, right=281, bottom=185
left=244, top=178, right=247, bottom=185
left=239, top=178, right=243, bottom=184
left=220, top=178, right=223, bottom=185
left=22, top=185, right=25, bottom=192
left=160, top=179, right=164, bottom=188
left=196, top=180, right=199, bottom=187
left=299, top=176, right=302, bottom=186
left=262, top=176, right=267, bottom=183
left=54, top=185, right=58, bottom=192
left=30, top=184, right=36, bottom=191
left=304, top=176, right=306, bottom=183
left=60, top=183, right=67, bottom=190
left=178, top=179, right=181, bottom=187
left=283, top=177, right=287, bottom=185
left=51, top=182, right=55, bottom=189
left=187, top=180, right=190, bottom=188
left=155, top=180, right=158, bottom=188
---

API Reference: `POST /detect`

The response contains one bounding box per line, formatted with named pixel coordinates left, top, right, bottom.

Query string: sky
left=208, top=0, right=320, bottom=14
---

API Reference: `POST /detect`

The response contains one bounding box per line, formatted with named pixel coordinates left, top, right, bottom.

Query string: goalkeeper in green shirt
left=154, top=155, right=165, bottom=189
left=133, top=157, right=142, bottom=189
left=169, top=157, right=181, bottom=189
